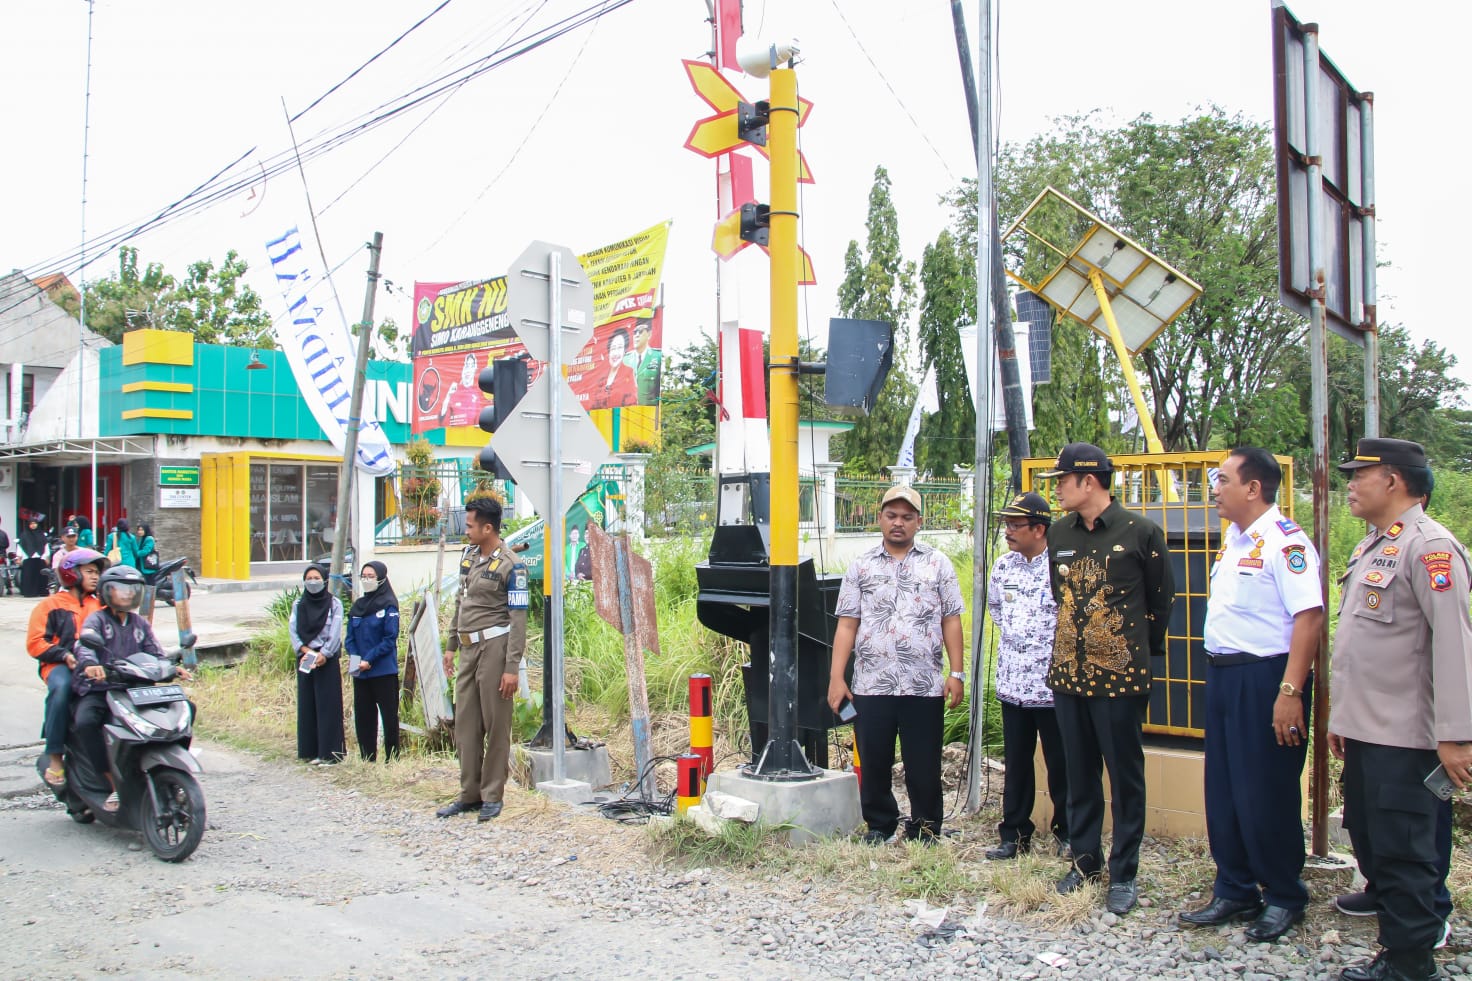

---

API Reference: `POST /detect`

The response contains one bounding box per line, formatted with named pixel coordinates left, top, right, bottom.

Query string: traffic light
left=477, top=356, right=529, bottom=479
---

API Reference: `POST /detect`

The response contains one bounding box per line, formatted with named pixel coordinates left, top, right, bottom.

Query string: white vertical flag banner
left=262, top=225, right=396, bottom=476
left=896, top=363, right=939, bottom=469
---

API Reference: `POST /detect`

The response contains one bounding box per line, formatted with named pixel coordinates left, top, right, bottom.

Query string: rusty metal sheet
left=587, top=524, right=660, bottom=656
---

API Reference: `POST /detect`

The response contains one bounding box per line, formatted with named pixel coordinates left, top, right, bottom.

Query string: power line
left=2, top=0, right=642, bottom=327
left=289, top=0, right=459, bottom=124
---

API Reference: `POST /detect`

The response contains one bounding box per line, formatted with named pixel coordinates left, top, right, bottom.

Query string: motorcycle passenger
left=27, top=548, right=108, bottom=788
left=73, top=565, right=190, bottom=811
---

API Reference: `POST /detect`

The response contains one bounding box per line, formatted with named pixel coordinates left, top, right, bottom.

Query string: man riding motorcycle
left=26, top=548, right=107, bottom=788
left=73, top=565, right=191, bottom=811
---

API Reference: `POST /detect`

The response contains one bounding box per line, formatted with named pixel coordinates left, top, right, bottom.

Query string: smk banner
left=410, top=220, right=671, bottom=435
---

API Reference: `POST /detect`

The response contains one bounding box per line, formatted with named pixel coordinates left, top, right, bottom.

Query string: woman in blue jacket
left=346, top=560, right=400, bottom=761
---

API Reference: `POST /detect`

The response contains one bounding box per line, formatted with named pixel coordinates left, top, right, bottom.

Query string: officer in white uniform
left=1180, top=448, right=1324, bottom=942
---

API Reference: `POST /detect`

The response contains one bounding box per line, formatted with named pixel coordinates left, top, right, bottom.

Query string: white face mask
left=361, top=578, right=380, bottom=592
left=304, top=579, right=326, bottom=594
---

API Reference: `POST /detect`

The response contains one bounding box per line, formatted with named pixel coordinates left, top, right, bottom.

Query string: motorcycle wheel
left=141, top=768, right=206, bottom=862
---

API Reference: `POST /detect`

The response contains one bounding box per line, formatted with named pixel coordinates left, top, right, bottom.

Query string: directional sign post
left=493, top=242, right=611, bottom=788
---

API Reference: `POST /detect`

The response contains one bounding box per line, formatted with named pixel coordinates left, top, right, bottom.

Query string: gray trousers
left=454, top=635, right=514, bottom=805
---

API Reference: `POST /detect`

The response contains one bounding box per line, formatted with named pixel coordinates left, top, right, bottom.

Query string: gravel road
left=2, top=593, right=1465, bottom=980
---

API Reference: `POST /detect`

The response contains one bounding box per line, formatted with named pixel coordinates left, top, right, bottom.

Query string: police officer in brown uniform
left=1330, top=438, right=1472, bottom=981
left=437, top=496, right=529, bottom=822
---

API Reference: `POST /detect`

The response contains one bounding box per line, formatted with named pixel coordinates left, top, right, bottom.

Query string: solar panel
left=1014, top=290, right=1053, bottom=384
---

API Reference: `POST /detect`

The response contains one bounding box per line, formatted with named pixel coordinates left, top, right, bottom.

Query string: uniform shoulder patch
left=507, top=564, right=530, bottom=610
left=1283, top=543, right=1308, bottom=574
left=1421, top=551, right=1454, bottom=592
left=1277, top=518, right=1303, bottom=536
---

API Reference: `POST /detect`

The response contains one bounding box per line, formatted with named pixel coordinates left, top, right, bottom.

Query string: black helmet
left=98, top=564, right=146, bottom=613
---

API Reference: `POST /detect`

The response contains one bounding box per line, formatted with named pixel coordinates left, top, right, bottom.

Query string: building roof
left=0, top=271, right=110, bottom=369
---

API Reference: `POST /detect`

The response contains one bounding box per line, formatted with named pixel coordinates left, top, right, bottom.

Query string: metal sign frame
left=1271, top=0, right=1376, bottom=345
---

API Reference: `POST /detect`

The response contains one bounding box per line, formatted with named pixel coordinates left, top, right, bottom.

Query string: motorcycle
left=142, top=556, right=196, bottom=607
left=37, top=651, right=207, bottom=862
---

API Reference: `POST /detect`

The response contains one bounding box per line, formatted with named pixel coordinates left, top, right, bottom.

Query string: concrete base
left=521, top=746, right=613, bottom=791
left=705, top=767, right=861, bottom=845
left=536, top=777, right=593, bottom=804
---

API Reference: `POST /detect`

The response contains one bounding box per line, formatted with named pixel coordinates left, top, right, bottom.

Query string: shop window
left=248, top=462, right=338, bottom=564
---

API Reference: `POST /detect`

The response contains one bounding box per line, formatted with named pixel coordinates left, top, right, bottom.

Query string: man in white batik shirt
left=986, top=492, right=1070, bottom=861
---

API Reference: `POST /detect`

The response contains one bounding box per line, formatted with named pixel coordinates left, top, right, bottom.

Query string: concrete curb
left=195, top=578, right=300, bottom=595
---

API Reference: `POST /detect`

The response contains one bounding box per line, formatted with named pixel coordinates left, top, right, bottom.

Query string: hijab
left=19, top=520, right=46, bottom=556
left=348, top=561, right=398, bottom=620
left=295, top=564, right=334, bottom=641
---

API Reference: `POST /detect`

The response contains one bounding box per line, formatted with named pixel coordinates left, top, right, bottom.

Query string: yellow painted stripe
left=689, top=716, right=713, bottom=747
left=121, top=408, right=193, bottom=420
left=121, top=381, right=194, bottom=394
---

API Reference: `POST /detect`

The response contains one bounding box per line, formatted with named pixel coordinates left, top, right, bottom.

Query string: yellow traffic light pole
left=754, top=65, right=811, bottom=778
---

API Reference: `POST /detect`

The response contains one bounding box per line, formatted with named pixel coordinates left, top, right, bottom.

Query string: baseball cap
left=63, top=525, right=78, bottom=537
left=997, top=492, right=1053, bottom=524
left=1037, top=442, right=1114, bottom=479
left=880, top=485, right=923, bottom=513
left=1337, top=437, right=1429, bottom=472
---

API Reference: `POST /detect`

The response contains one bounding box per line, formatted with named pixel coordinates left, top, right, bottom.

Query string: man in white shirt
left=1180, top=447, right=1324, bottom=943
left=984, top=492, right=1069, bottom=860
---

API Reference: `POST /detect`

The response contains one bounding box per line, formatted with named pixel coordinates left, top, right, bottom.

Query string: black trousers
left=852, top=694, right=944, bottom=838
left=1053, top=691, right=1148, bottom=881
left=72, top=692, right=112, bottom=791
left=998, top=700, right=1069, bottom=844
left=353, top=673, right=400, bottom=762
left=1342, top=739, right=1443, bottom=952
left=297, top=658, right=345, bottom=762
left=1204, top=657, right=1311, bottom=910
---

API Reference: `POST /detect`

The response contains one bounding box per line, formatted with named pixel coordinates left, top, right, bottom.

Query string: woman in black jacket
left=289, top=564, right=345, bottom=764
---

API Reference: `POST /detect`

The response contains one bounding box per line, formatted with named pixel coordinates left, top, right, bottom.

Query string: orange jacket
left=27, top=591, right=103, bottom=681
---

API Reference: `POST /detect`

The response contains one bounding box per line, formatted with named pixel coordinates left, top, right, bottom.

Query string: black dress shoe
left=1339, top=949, right=1437, bottom=981
left=436, top=799, right=481, bottom=818
left=477, top=801, right=503, bottom=822
left=1245, top=904, right=1304, bottom=942
left=1106, top=879, right=1138, bottom=914
left=1056, top=867, right=1099, bottom=895
left=1179, top=896, right=1266, bottom=927
left=985, top=840, right=1030, bottom=860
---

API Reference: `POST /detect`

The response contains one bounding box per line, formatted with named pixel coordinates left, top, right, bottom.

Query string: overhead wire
left=1, top=0, right=641, bottom=331
left=826, top=0, right=958, bottom=184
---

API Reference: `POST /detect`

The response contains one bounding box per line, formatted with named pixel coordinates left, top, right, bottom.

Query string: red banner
left=567, top=308, right=664, bottom=412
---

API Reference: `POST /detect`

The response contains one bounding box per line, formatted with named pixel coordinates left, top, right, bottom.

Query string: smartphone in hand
left=1424, top=763, right=1456, bottom=801
left=838, top=700, right=858, bottom=722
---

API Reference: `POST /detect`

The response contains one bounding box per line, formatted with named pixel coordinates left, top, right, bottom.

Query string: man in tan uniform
left=1330, top=437, right=1472, bottom=981
left=437, top=496, right=529, bottom=822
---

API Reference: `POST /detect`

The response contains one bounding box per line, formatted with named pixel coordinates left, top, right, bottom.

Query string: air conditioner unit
left=0, top=465, right=13, bottom=490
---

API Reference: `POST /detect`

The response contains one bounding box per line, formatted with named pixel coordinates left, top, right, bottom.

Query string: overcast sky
left=4, top=0, right=1467, bottom=401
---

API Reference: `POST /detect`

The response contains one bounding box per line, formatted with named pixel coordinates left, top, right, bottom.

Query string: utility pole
left=949, top=0, right=1030, bottom=491
left=327, top=232, right=383, bottom=597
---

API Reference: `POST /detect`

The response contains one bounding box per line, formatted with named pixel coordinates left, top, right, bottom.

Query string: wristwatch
left=949, top=671, right=965, bottom=681
left=1279, top=681, right=1301, bottom=698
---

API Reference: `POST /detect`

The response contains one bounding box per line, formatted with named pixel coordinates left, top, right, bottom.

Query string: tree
left=834, top=165, right=919, bottom=474
left=994, top=109, right=1296, bottom=452
left=65, top=245, right=273, bottom=347
left=914, top=230, right=976, bottom=474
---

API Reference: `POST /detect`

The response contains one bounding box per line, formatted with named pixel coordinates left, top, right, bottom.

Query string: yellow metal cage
left=1021, top=451, right=1295, bottom=739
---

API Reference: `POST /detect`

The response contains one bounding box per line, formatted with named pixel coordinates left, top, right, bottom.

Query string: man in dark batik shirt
left=1040, top=443, right=1174, bottom=916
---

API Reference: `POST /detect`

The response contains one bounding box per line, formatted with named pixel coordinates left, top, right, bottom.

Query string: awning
left=0, top=436, right=155, bottom=464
